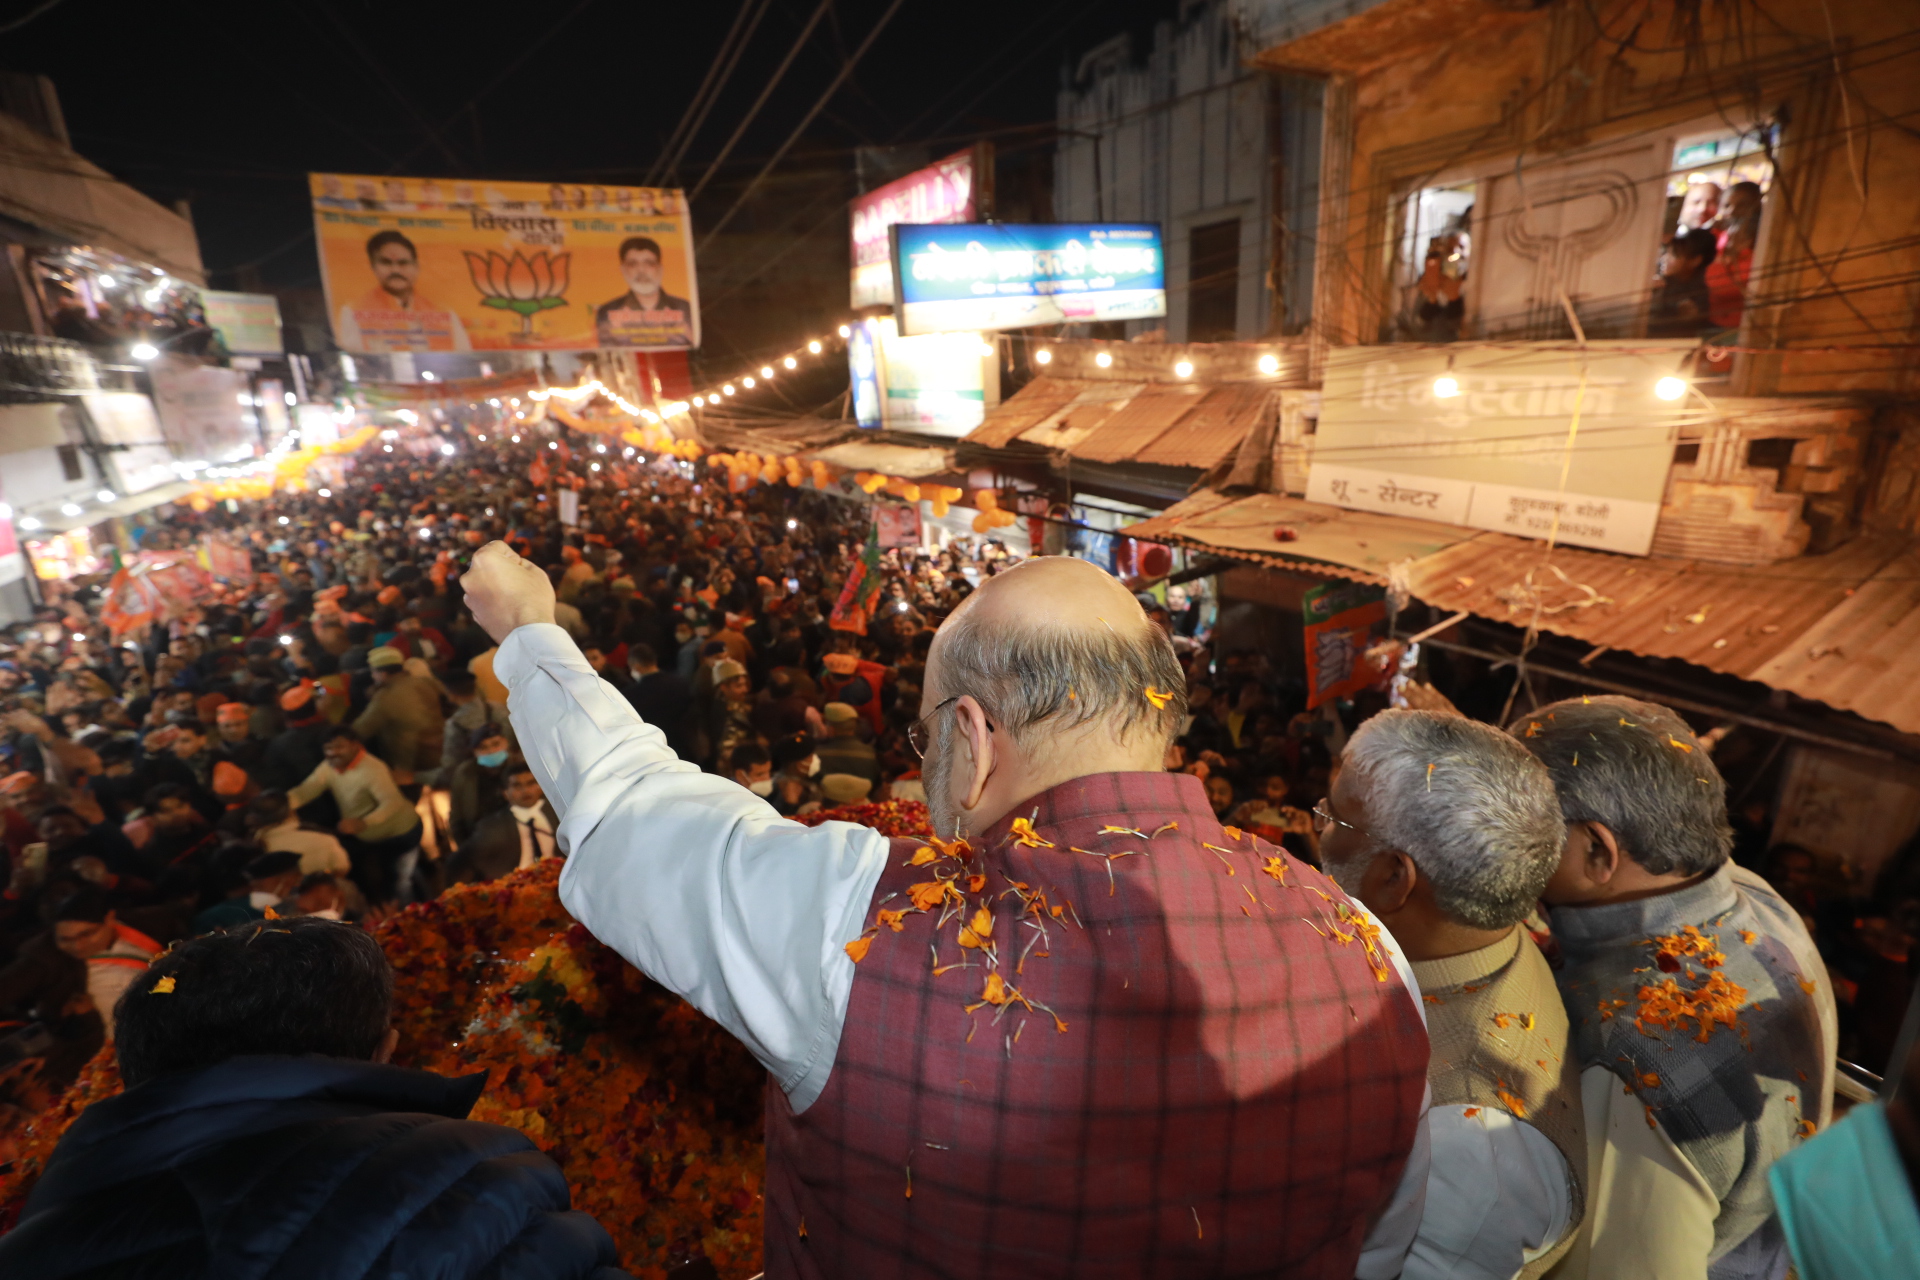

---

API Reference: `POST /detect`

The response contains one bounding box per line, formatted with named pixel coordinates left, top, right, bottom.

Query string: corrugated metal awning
left=1136, top=484, right=1920, bottom=736
left=1406, top=532, right=1920, bottom=736
left=1123, top=490, right=1482, bottom=581
left=963, top=374, right=1273, bottom=471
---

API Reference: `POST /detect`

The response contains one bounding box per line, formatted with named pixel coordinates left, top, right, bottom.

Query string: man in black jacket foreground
left=0, top=916, right=629, bottom=1279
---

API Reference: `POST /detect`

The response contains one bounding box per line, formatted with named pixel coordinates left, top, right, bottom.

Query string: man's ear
left=953, top=695, right=996, bottom=814
left=1365, top=849, right=1419, bottom=916
left=1582, top=822, right=1624, bottom=886
left=373, top=1027, right=400, bottom=1065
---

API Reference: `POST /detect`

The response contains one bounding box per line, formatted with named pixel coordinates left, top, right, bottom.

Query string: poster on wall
left=311, top=173, right=699, bottom=353
left=148, top=363, right=256, bottom=464
left=1302, top=582, right=1388, bottom=710
left=874, top=502, right=923, bottom=549
left=1305, top=342, right=1694, bottom=557
left=850, top=146, right=988, bottom=309
left=891, top=222, right=1164, bottom=336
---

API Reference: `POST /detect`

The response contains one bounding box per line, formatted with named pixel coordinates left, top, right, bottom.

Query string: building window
left=1651, top=125, right=1774, bottom=339
left=1392, top=182, right=1475, bottom=342
left=1188, top=219, right=1241, bottom=342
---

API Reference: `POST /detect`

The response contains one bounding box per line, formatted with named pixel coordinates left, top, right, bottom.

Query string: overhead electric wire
left=697, top=0, right=909, bottom=249
left=385, top=0, right=603, bottom=173
left=687, top=0, right=837, bottom=204
left=0, top=0, right=67, bottom=35
left=648, top=0, right=774, bottom=186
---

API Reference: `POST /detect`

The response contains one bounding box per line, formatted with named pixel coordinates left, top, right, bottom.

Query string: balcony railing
left=0, top=331, right=104, bottom=403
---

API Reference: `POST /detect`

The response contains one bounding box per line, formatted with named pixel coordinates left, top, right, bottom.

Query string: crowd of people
left=0, top=422, right=1913, bottom=1278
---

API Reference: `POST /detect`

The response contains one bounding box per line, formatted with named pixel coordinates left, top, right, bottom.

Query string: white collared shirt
left=509, top=803, right=557, bottom=868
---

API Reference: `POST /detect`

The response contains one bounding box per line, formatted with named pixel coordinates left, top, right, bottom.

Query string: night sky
left=8, top=0, right=1177, bottom=296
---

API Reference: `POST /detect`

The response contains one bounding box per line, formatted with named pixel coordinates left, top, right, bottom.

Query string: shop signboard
left=849, top=315, right=997, bottom=436
left=890, top=222, right=1165, bottom=336
left=201, top=290, right=285, bottom=355
left=1302, top=582, right=1388, bottom=710
left=1305, top=341, right=1695, bottom=557
left=849, top=318, right=884, bottom=429
left=850, top=146, right=987, bottom=309
left=310, top=173, right=699, bottom=353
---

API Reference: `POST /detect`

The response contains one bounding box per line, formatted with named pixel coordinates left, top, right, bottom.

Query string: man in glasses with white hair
left=1317, top=708, right=1585, bottom=1280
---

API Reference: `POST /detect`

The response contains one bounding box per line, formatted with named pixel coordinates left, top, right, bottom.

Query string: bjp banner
left=311, top=173, right=699, bottom=353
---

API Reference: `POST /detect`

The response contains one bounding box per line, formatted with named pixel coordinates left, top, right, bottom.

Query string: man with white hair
left=461, top=542, right=1432, bottom=1279
left=1512, top=696, right=1834, bottom=1280
left=1319, top=709, right=1584, bottom=1279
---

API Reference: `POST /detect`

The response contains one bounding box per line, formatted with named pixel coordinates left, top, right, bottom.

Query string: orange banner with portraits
left=311, top=173, right=700, bottom=354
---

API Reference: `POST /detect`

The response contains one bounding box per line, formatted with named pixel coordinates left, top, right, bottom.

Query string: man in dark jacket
left=445, top=761, right=559, bottom=885
left=0, top=916, right=628, bottom=1279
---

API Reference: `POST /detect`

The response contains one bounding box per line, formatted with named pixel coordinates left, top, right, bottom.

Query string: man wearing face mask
left=447, top=726, right=515, bottom=848
left=729, top=743, right=775, bottom=798
left=461, top=543, right=1432, bottom=1280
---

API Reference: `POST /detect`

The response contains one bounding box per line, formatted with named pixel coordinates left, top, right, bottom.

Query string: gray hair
left=1508, top=694, right=1730, bottom=877
left=1342, top=709, right=1565, bottom=930
left=930, top=603, right=1186, bottom=752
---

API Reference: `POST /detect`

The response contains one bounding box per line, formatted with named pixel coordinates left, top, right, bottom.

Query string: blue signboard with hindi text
left=890, top=222, right=1165, bottom=336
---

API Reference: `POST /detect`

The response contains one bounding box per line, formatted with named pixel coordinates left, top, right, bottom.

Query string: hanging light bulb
left=760, top=366, right=774, bottom=378
left=1654, top=376, right=1687, bottom=401
left=808, top=340, right=823, bottom=354
left=723, top=384, right=736, bottom=396
left=1432, top=353, right=1461, bottom=399
left=1257, top=353, right=1281, bottom=376
left=1034, top=348, right=1052, bottom=365
left=743, top=376, right=756, bottom=388
left=1174, top=360, right=1193, bottom=378
left=1094, top=351, right=1113, bottom=368
left=837, top=324, right=851, bottom=338
left=784, top=356, right=797, bottom=369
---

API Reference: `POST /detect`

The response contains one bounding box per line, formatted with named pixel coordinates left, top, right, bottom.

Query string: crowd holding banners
left=0, top=399, right=1911, bottom=1275
left=312, top=174, right=700, bottom=353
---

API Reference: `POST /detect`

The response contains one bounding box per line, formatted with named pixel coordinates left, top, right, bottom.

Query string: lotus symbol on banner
left=464, top=250, right=571, bottom=337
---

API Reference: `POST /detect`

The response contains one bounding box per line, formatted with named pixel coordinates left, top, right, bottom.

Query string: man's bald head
left=928, top=556, right=1186, bottom=756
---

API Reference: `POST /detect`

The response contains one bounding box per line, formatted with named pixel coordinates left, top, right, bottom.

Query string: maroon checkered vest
left=763, top=771, right=1429, bottom=1278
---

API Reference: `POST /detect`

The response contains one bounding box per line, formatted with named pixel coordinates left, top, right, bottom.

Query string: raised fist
left=460, top=541, right=558, bottom=643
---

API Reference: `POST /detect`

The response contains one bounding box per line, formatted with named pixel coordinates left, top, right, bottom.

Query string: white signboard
left=1305, top=342, right=1696, bottom=556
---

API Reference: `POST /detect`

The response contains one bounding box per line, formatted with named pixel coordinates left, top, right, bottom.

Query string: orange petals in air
left=1009, top=817, right=1054, bottom=849
left=844, top=935, right=875, bottom=963
left=1143, top=686, right=1173, bottom=710
left=152, top=975, right=177, bottom=994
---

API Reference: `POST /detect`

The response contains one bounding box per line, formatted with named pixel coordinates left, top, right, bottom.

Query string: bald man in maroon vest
left=463, top=543, right=1432, bottom=1278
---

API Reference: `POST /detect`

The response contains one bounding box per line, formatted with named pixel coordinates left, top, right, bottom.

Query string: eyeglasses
left=908, top=695, right=994, bottom=759
left=1312, top=796, right=1368, bottom=839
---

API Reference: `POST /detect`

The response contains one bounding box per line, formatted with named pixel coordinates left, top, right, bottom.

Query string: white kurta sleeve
left=496, top=622, right=889, bottom=1112
left=1357, top=914, right=1434, bottom=1280
left=1403, top=1106, right=1573, bottom=1280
